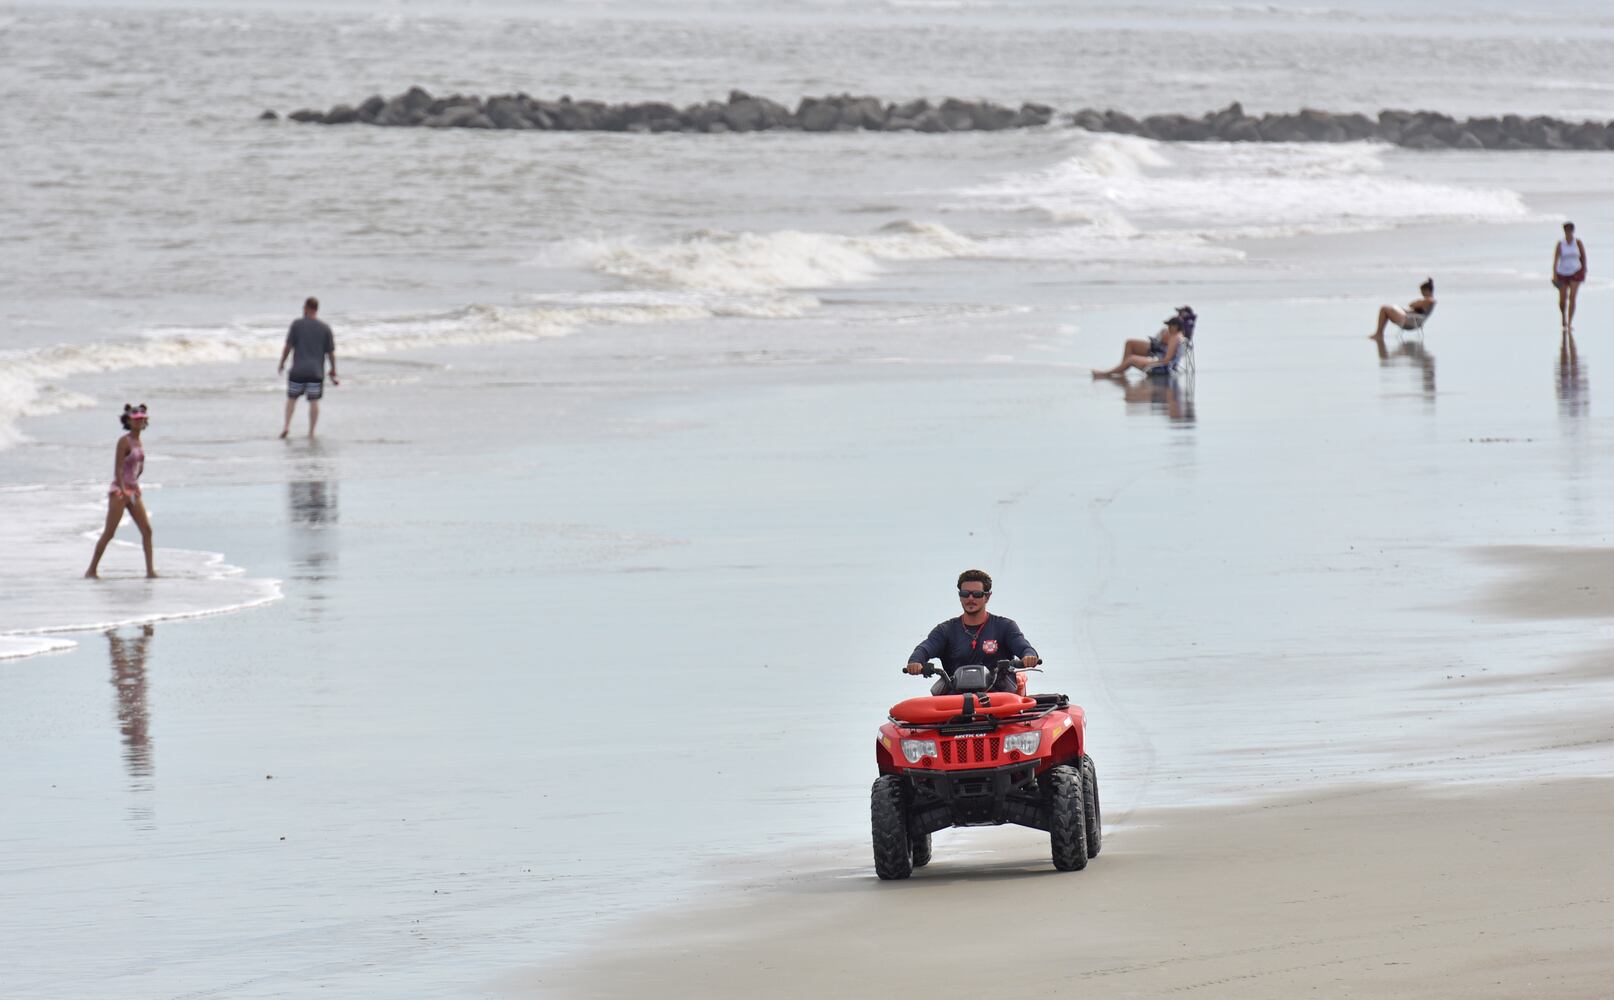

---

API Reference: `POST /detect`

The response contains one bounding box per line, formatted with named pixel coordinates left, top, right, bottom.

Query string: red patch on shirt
left=982, top=639, right=999, bottom=654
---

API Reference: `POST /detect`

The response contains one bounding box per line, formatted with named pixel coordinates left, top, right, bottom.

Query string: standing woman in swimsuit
left=86, top=404, right=157, bottom=579
left=1553, top=221, right=1587, bottom=332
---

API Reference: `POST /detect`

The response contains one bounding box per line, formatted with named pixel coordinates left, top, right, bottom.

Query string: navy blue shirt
left=908, top=614, right=1037, bottom=672
left=286, top=317, right=335, bottom=382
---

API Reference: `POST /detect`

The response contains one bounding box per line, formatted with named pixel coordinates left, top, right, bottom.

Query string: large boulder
left=1101, top=110, right=1147, bottom=136
left=892, top=98, right=931, bottom=120
left=399, top=86, right=433, bottom=113
left=969, top=101, right=1018, bottom=130
left=1295, top=108, right=1339, bottom=139
left=723, top=92, right=794, bottom=131
left=484, top=95, right=532, bottom=129
left=1463, top=117, right=1504, bottom=148
left=914, top=109, right=950, bottom=133
left=1223, top=118, right=1261, bottom=142
left=1206, top=101, right=1245, bottom=132
left=1014, top=102, right=1054, bottom=127
left=684, top=100, right=727, bottom=131
left=424, top=105, right=493, bottom=129
left=1068, top=107, right=1106, bottom=131
left=259, top=109, right=278, bottom=120
left=1398, top=132, right=1445, bottom=150
left=375, top=89, right=429, bottom=126
left=1256, top=114, right=1309, bottom=142
left=838, top=95, right=886, bottom=129
left=1333, top=113, right=1377, bottom=140
left=322, top=104, right=360, bottom=125
left=937, top=98, right=977, bottom=131
left=1566, top=121, right=1609, bottom=150
left=288, top=108, right=323, bottom=123
left=795, top=97, right=841, bottom=132
left=621, top=101, right=681, bottom=128
left=1144, top=114, right=1208, bottom=141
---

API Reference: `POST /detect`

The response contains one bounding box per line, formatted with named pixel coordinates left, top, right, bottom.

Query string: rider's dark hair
left=1420, top=277, right=1434, bottom=294
left=957, top=568, right=992, bottom=593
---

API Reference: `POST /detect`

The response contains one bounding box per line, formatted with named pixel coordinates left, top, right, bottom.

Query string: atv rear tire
left=1047, top=764, right=1089, bottom=871
left=911, top=830, right=932, bottom=869
left=1081, top=755, right=1103, bottom=858
left=871, top=775, right=913, bottom=880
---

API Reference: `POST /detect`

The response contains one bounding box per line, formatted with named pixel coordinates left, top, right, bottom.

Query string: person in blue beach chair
left=1091, top=306, right=1196, bottom=379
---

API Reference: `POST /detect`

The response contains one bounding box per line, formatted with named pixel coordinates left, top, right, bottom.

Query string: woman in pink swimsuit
left=86, top=404, right=157, bottom=579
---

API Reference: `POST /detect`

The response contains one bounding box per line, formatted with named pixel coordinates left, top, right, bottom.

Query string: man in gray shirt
left=277, top=296, right=339, bottom=439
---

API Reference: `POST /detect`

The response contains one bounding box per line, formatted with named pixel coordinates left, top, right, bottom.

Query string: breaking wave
left=578, top=220, right=978, bottom=293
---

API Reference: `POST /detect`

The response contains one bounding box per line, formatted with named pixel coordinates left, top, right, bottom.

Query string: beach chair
left=1399, top=302, right=1435, bottom=339
left=1146, top=328, right=1196, bottom=379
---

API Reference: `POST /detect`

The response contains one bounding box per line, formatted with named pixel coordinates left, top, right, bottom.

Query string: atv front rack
left=892, top=693, right=1070, bottom=734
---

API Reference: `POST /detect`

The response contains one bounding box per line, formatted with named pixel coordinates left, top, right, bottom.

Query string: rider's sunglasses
left=957, top=589, right=989, bottom=599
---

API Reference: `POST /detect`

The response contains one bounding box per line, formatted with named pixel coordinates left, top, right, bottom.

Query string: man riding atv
left=905, top=569, right=1040, bottom=694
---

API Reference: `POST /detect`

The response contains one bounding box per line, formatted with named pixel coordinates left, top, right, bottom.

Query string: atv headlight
left=901, top=739, right=938, bottom=764
left=1002, top=731, right=1040, bottom=755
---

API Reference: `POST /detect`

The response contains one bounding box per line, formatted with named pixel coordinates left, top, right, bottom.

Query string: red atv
left=871, top=658, right=1101, bottom=879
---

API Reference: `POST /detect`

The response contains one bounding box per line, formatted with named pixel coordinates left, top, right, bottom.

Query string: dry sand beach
left=540, top=780, right=1614, bottom=999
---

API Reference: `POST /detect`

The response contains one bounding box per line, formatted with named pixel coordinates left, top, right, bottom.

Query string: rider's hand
left=905, top=662, right=925, bottom=675
left=1021, top=655, right=1040, bottom=668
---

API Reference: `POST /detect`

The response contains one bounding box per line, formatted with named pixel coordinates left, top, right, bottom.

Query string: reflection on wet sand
left=1557, top=331, right=1588, bottom=419
left=1105, top=374, right=1196, bottom=425
left=107, top=625, right=154, bottom=814
left=1375, top=335, right=1437, bottom=401
left=288, top=447, right=340, bottom=621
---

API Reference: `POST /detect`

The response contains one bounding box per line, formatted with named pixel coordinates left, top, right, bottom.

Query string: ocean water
left=5, top=1, right=1614, bottom=996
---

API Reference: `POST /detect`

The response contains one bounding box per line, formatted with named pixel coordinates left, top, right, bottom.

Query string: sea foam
left=960, top=132, right=1531, bottom=261
left=0, top=297, right=795, bottom=451
left=0, top=485, right=282, bottom=660
left=579, top=220, right=978, bottom=293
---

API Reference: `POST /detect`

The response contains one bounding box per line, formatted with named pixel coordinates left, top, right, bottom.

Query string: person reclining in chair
left=1091, top=308, right=1193, bottom=379
left=1371, top=278, right=1435, bottom=340
left=905, top=569, right=1040, bottom=694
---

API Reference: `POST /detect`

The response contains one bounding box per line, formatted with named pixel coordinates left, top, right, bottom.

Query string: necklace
left=963, top=615, right=989, bottom=650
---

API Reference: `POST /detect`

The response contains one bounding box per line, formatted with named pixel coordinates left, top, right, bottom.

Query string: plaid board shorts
left=287, top=378, right=325, bottom=400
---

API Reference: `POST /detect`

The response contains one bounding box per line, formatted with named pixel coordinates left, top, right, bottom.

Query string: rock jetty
left=1069, top=102, right=1614, bottom=151
left=266, top=88, right=1053, bottom=134
left=265, top=90, right=1614, bottom=150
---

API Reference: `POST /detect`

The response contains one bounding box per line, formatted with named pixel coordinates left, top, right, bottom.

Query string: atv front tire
left=911, top=830, right=932, bottom=869
left=1047, top=764, right=1089, bottom=871
left=871, top=775, right=913, bottom=880
left=1081, top=755, right=1102, bottom=858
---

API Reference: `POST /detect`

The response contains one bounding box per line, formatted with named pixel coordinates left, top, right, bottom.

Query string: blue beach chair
left=1146, top=306, right=1197, bottom=378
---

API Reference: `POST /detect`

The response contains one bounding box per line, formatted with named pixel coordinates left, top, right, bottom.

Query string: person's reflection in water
left=1557, top=330, right=1588, bottom=420
left=107, top=625, right=155, bottom=823
left=288, top=445, right=339, bottom=621
left=1374, top=336, right=1437, bottom=402
left=1107, top=374, right=1197, bottom=425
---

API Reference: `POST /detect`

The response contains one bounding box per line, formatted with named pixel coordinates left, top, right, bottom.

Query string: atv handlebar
left=903, top=657, right=1040, bottom=676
